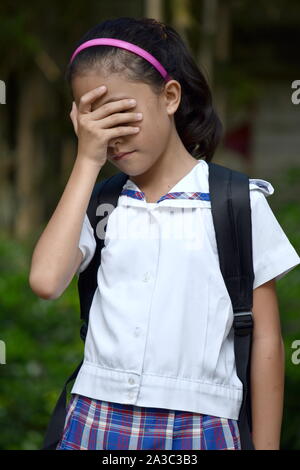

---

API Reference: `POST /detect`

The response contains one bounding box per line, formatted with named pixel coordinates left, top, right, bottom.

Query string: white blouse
left=71, top=159, right=300, bottom=420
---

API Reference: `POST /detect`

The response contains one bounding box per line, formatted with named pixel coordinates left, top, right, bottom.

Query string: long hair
left=65, top=17, right=223, bottom=162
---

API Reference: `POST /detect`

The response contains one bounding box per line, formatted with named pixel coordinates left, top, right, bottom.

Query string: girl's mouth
left=113, top=151, right=136, bottom=161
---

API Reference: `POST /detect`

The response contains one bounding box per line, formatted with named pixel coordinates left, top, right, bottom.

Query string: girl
left=29, top=17, right=300, bottom=450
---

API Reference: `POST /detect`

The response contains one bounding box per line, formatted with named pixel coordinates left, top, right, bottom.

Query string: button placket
left=134, top=327, right=141, bottom=337
left=142, top=272, right=151, bottom=282
left=128, top=376, right=137, bottom=401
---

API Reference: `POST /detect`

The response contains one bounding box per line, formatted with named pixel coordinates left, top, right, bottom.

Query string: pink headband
left=69, top=38, right=172, bottom=82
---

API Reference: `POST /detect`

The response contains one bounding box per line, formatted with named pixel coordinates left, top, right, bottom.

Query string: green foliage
left=271, top=172, right=300, bottom=450
left=0, top=235, right=83, bottom=450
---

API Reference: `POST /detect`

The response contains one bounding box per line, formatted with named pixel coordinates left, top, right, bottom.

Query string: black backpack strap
left=78, top=172, right=129, bottom=337
left=41, top=171, right=129, bottom=450
left=77, top=178, right=107, bottom=342
left=41, top=359, right=83, bottom=449
left=208, top=161, right=255, bottom=450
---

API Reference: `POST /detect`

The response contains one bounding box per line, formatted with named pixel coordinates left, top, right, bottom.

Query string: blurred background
left=0, top=0, right=299, bottom=450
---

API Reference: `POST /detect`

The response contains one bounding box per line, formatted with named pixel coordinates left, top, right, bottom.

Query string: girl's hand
left=69, top=86, right=141, bottom=167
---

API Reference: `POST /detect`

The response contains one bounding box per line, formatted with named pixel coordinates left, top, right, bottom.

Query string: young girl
left=29, top=17, right=300, bottom=451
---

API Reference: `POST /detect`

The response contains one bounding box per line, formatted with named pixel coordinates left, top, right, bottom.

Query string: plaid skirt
left=56, top=393, right=241, bottom=450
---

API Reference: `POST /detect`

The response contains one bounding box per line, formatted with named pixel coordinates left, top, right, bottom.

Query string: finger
left=89, top=98, right=137, bottom=121
left=100, top=111, right=142, bottom=130
left=106, top=126, right=140, bottom=139
left=78, top=86, right=107, bottom=114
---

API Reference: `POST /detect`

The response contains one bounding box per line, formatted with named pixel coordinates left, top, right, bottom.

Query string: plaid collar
left=120, top=160, right=210, bottom=204
left=120, top=188, right=210, bottom=203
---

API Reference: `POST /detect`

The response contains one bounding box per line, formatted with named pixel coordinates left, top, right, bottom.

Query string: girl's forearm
left=29, top=156, right=103, bottom=298
left=250, top=336, right=285, bottom=450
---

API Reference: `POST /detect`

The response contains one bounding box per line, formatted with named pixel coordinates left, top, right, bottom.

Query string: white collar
left=119, top=160, right=210, bottom=209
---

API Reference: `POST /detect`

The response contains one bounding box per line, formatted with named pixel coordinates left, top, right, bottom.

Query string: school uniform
left=56, top=159, right=300, bottom=450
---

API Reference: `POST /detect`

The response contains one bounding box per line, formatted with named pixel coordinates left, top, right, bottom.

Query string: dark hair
left=65, top=17, right=223, bottom=162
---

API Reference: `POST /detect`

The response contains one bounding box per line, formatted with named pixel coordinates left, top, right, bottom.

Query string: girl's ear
left=164, top=79, right=181, bottom=115
left=69, top=101, right=78, bottom=137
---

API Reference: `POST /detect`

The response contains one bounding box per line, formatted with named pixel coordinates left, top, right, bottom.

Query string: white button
left=128, top=391, right=135, bottom=400
left=142, top=272, right=150, bottom=282
left=128, top=377, right=135, bottom=384
left=134, top=327, right=141, bottom=337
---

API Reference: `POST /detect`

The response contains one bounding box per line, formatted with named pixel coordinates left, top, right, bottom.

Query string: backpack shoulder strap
left=78, top=171, right=129, bottom=340
left=208, top=161, right=255, bottom=450
left=208, top=161, right=254, bottom=308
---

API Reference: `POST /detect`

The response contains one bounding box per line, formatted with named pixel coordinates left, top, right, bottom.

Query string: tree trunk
left=15, top=72, right=49, bottom=239
left=145, top=0, right=163, bottom=18
left=198, top=0, right=218, bottom=87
